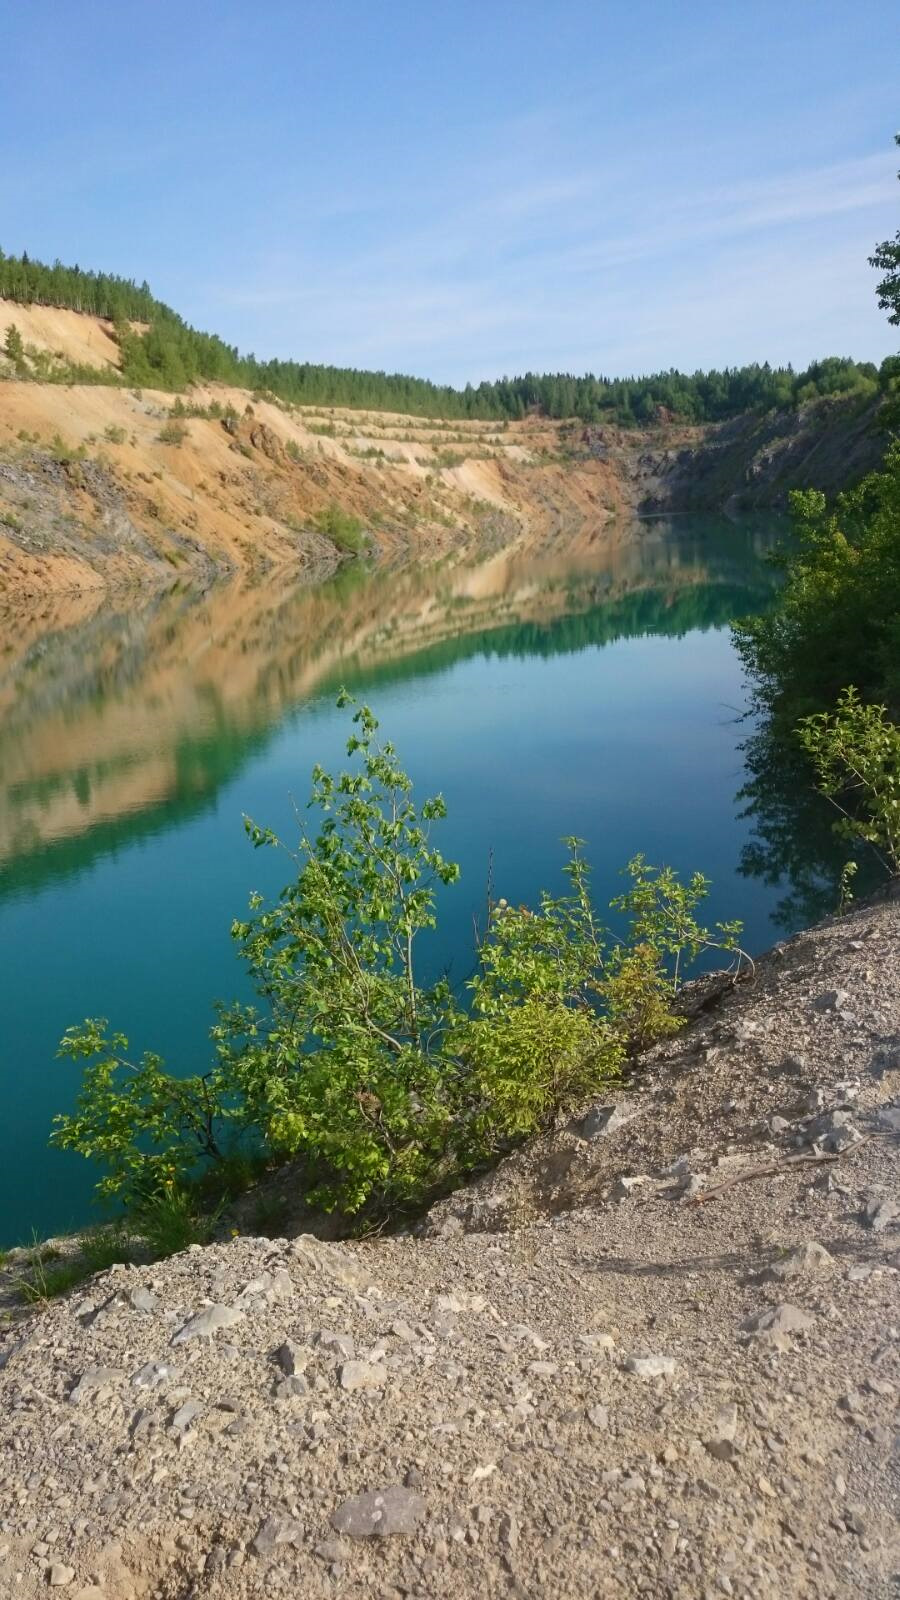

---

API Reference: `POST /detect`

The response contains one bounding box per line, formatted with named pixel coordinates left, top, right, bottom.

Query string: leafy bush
left=53, top=698, right=742, bottom=1226
left=103, top=423, right=127, bottom=444
left=735, top=444, right=900, bottom=725
left=798, top=687, right=900, bottom=876
left=313, top=503, right=366, bottom=554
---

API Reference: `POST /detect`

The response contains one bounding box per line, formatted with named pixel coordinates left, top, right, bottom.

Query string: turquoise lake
left=0, top=517, right=848, bottom=1243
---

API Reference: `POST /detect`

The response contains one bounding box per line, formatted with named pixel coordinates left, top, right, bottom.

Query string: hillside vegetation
left=1, top=246, right=895, bottom=423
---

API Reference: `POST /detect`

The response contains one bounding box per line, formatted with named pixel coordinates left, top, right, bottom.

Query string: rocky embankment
left=586, top=395, right=886, bottom=518
left=1, top=896, right=898, bottom=1599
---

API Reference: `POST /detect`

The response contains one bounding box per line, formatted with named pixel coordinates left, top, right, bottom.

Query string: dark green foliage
left=734, top=445, right=900, bottom=726
left=0, top=245, right=890, bottom=425
left=3, top=321, right=25, bottom=366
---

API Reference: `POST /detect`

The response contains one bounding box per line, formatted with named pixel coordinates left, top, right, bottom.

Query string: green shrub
left=18, top=1224, right=132, bottom=1302
left=157, top=419, right=188, bottom=446
left=313, top=502, right=366, bottom=554
left=798, top=687, right=900, bottom=876
left=735, top=444, right=900, bottom=724
left=53, top=698, right=742, bottom=1226
left=103, top=423, right=127, bottom=444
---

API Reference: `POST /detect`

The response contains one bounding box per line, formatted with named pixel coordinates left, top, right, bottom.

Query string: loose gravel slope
left=1, top=894, right=898, bottom=1599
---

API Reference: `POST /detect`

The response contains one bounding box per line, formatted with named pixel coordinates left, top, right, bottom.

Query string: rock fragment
left=132, top=1361, right=180, bottom=1389
left=764, top=1242, right=835, bottom=1281
left=624, top=1354, right=676, bottom=1379
left=128, top=1286, right=157, bottom=1314
left=69, top=1367, right=121, bottom=1404
left=339, top=1359, right=387, bottom=1392
left=252, top=1515, right=302, bottom=1556
left=704, top=1404, right=739, bottom=1461
left=862, top=1196, right=899, bottom=1232
left=171, top=1304, right=243, bottom=1344
left=273, top=1339, right=306, bottom=1376
left=741, top=1303, right=813, bottom=1339
left=330, top=1485, right=425, bottom=1539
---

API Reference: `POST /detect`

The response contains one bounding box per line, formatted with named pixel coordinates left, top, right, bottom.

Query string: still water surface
left=0, top=518, right=832, bottom=1242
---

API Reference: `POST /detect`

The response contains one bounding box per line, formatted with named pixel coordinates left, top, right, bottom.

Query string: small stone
left=69, top=1367, right=121, bottom=1404
left=624, top=1354, right=676, bottom=1379
left=330, top=1486, right=425, bottom=1539
left=252, top=1516, right=302, bottom=1556
left=588, top=1404, right=610, bottom=1429
left=740, top=1303, right=813, bottom=1338
left=273, top=1340, right=306, bottom=1376
left=274, top=1375, right=308, bottom=1400
left=805, top=1109, right=859, bottom=1152
left=170, top=1400, right=203, bottom=1434
left=811, top=989, right=850, bottom=1013
left=314, top=1540, right=344, bottom=1563
left=863, top=1197, right=899, bottom=1233
left=339, top=1360, right=387, bottom=1392
left=128, top=1287, right=157, bottom=1314
left=704, top=1404, right=739, bottom=1462
left=764, top=1242, right=835, bottom=1282
left=315, top=1330, right=356, bottom=1360
left=48, top=1567, right=75, bottom=1588
left=171, top=1305, right=243, bottom=1344
left=131, top=1361, right=180, bottom=1389
left=499, top=1512, right=519, bottom=1550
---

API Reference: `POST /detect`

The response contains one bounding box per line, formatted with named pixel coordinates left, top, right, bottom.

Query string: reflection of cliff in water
left=0, top=516, right=783, bottom=902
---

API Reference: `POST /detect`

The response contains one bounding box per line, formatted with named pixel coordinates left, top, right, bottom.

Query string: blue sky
left=3, top=1, right=898, bottom=384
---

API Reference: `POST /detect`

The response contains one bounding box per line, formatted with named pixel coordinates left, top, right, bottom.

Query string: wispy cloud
left=206, top=144, right=898, bottom=383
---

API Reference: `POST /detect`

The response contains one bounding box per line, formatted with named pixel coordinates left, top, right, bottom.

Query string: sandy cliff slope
left=0, top=305, right=887, bottom=601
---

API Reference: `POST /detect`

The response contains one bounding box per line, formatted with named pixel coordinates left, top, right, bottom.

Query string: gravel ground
left=0, top=893, right=897, bottom=1599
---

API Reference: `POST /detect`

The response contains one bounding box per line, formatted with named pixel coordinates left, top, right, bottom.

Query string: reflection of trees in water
left=0, top=518, right=785, bottom=905
left=736, top=724, right=883, bottom=931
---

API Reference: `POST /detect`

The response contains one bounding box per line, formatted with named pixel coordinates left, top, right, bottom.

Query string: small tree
left=3, top=322, right=25, bottom=367
left=798, top=687, right=900, bottom=877
left=53, top=697, right=744, bottom=1226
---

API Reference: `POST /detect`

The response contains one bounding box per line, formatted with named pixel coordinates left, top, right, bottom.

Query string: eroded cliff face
left=0, top=301, right=888, bottom=599
left=576, top=395, right=887, bottom=515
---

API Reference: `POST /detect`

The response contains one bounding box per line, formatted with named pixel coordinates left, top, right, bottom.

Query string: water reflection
left=0, top=516, right=780, bottom=903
